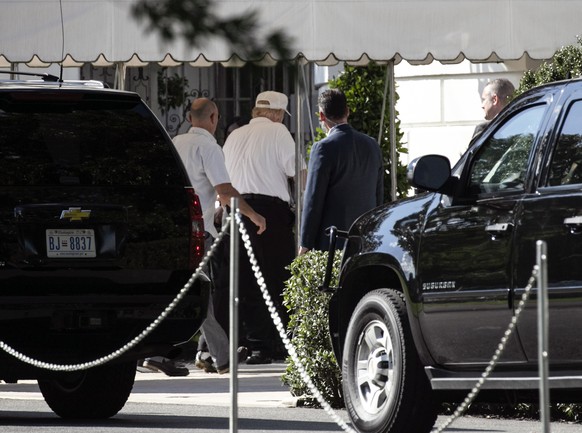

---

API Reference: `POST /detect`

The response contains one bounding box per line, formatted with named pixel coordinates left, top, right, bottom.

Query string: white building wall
left=395, top=58, right=542, bottom=168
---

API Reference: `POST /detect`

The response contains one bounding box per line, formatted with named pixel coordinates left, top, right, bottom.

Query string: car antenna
left=58, top=0, right=65, bottom=85
left=0, top=70, right=60, bottom=82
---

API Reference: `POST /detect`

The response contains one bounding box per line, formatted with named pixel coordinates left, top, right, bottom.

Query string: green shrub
left=281, top=250, right=343, bottom=408
left=516, top=36, right=582, bottom=96
left=441, top=402, right=582, bottom=423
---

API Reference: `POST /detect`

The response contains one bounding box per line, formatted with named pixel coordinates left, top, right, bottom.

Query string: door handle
left=564, top=216, right=582, bottom=233
left=485, top=222, right=513, bottom=239
left=485, top=223, right=512, bottom=233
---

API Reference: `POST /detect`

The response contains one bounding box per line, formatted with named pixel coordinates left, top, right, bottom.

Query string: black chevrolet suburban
left=0, top=77, right=209, bottom=419
left=328, top=78, right=582, bottom=432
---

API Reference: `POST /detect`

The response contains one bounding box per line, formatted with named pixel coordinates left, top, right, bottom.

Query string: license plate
left=46, top=229, right=96, bottom=258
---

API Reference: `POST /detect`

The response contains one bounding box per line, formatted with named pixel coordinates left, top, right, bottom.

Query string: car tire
left=38, top=361, right=136, bottom=419
left=342, top=289, right=436, bottom=433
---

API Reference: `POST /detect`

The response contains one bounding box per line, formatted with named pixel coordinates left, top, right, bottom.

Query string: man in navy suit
left=299, top=89, right=384, bottom=254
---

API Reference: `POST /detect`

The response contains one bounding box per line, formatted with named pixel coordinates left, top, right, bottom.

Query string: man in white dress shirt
left=223, top=91, right=306, bottom=364
left=144, top=98, right=265, bottom=375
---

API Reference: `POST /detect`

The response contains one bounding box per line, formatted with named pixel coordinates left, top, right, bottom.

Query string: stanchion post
left=536, top=240, right=550, bottom=433
left=229, top=198, right=240, bottom=433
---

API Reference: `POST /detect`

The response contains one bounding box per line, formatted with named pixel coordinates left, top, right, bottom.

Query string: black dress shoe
left=237, top=346, right=249, bottom=363
left=246, top=351, right=272, bottom=365
left=143, top=358, right=190, bottom=376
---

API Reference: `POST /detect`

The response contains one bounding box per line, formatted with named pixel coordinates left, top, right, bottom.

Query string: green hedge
left=281, top=250, right=343, bottom=408
left=517, top=36, right=582, bottom=96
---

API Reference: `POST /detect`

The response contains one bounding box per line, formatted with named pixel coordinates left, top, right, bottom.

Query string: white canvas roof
left=1, top=0, right=581, bottom=67
left=2, top=0, right=579, bottom=204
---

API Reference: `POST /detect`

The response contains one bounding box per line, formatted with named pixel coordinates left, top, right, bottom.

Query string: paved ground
left=2, top=361, right=582, bottom=432
left=131, top=360, right=299, bottom=408
left=0, top=361, right=296, bottom=408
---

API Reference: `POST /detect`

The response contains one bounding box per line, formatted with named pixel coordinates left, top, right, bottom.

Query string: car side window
left=548, top=100, right=582, bottom=186
left=468, top=105, right=545, bottom=196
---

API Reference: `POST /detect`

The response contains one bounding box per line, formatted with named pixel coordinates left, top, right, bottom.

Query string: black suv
left=0, top=77, right=209, bottom=419
left=328, top=78, right=582, bottom=432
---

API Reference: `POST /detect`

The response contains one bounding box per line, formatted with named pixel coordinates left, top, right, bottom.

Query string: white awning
left=1, top=0, right=581, bottom=67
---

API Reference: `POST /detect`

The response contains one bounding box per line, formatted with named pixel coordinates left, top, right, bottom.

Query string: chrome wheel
left=355, top=319, right=395, bottom=415
left=342, top=289, right=436, bottom=433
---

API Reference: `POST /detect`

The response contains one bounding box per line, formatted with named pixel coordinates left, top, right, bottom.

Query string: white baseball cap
left=255, top=91, right=291, bottom=115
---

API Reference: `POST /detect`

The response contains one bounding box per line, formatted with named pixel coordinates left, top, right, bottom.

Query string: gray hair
left=486, top=78, right=515, bottom=105
left=252, top=107, right=284, bottom=122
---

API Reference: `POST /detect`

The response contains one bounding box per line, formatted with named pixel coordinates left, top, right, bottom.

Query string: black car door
left=418, top=101, right=548, bottom=366
left=514, top=92, right=582, bottom=366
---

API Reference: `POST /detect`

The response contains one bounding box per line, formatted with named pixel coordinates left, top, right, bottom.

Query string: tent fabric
left=1, top=0, right=581, bottom=66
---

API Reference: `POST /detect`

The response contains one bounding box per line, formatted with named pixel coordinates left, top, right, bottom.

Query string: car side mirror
left=407, top=154, right=452, bottom=192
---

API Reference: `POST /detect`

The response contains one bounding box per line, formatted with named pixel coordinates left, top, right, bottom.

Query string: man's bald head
left=188, top=98, right=220, bottom=134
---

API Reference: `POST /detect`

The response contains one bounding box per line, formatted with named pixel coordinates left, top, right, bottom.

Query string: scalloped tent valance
left=1, top=0, right=581, bottom=67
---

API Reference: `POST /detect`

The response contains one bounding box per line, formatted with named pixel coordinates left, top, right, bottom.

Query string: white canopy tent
left=1, top=0, right=581, bottom=211
left=1, top=0, right=580, bottom=65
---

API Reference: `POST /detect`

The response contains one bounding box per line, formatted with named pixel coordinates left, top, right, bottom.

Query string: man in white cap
left=223, top=91, right=306, bottom=364
left=143, top=98, right=265, bottom=376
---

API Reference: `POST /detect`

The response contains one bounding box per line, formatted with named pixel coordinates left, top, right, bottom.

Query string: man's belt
left=241, top=193, right=288, bottom=207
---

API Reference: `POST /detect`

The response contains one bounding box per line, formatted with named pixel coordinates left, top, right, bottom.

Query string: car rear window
left=0, top=91, right=184, bottom=186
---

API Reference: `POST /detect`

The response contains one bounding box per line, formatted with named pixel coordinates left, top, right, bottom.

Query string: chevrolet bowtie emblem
left=60, top=207, right=91, bottom=222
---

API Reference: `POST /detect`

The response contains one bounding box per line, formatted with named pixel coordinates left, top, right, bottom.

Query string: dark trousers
left=235, top=195, right=295, bottom=355
left=210, top=234, right=230, bottom=334
left=197, top=234, right=229, bottom=354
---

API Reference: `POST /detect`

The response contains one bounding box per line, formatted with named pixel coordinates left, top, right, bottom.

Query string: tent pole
left=294, top=61, right=303, bottom=251
left=388, top=60, right=397, bottom=202
left=114, top=62, right=126, bottom=90
left=378, top=66, right=389, bottom=145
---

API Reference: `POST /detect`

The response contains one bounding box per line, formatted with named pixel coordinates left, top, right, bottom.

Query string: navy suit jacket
left=300, top=123, right=384, bottom=251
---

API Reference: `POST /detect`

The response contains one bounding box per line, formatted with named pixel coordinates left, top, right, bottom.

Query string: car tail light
left=186, top=188, right=205, bottom=270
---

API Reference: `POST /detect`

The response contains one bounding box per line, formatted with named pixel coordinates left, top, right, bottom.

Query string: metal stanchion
left=537, top=240, right=550, bottom=433
left=229, top=198, right=240, bottom=433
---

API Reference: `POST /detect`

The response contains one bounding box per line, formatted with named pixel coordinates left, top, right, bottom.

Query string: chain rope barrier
left=0, top=223, right=230, bottom=371
left=0, top=208, right=542, bottom=433
left=0, top=212, right=354, bottom=432
left=434, top=265, right=539, bottom=432
left=234, top=211, right=356, bottom=433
